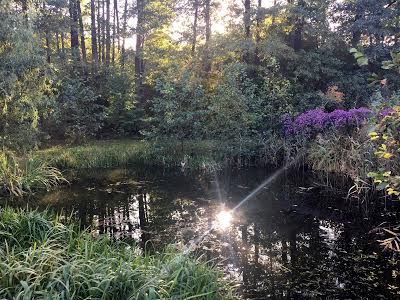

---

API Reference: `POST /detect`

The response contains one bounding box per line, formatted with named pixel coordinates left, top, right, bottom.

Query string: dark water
left=3, top=167, right=400, bottom=299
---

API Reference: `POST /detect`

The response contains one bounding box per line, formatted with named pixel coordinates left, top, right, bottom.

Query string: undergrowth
left=0, top=152, right=67, bottom=197
left=36, top=139, right=264, bottom=171
left=0, top=207, right=234, bottom=299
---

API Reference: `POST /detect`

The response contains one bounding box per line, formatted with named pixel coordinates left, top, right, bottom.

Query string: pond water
left=3, top=167, right=400, bottom=299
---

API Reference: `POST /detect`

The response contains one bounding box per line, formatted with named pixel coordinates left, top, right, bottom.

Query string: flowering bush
left=284, top=107, right=371, bottom=137
left=368, top=105, right=400, bottom=198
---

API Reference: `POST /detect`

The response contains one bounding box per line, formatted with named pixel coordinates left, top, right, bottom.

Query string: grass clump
left=0, top=207, right=234, bottom=299
left=0, top=152, right=67, bottom=197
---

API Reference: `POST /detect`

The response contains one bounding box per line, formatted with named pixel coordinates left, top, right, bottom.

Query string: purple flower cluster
left=378, top=107, right=394, bottom=118
left=284, top=107, right=371, bottom=137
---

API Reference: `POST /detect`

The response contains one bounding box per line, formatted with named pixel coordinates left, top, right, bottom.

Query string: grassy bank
left=36, top=140, right=229, bottom=171
left=1, top=139, right=275, bottom=196
left=0, top=207, right=233, bottom=299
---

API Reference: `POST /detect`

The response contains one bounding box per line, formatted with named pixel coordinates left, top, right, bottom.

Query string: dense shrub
left=51, top=76, right=105, bottom=142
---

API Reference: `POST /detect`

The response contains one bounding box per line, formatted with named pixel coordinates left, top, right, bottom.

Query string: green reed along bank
left=0, top=207, right=234, bottom=299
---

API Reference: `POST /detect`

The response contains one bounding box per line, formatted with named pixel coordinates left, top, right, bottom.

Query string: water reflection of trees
left=33, top=167, right=399, bottom=299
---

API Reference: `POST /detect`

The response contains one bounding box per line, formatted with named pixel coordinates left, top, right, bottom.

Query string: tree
left=105, top=0, right=111, bottom=65
left=91, top=0, right=98, bottom=71
left=191, top=0, right=199, bottom=57
left=77, top=0, right=87, bottom=70
left=135, top=0, right=145, bottom=100
left=69, top=0, right=80, bottom=62
left=203, top=0, right=211, bottom=74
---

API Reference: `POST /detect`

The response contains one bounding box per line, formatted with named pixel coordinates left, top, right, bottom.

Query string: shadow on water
left=2, top=166, right=400, bottom=299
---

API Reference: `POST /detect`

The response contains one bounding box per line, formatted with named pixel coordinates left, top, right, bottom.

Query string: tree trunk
left=191, top=0, right=199, bottom=57
left=97, top=0, right=102, bottom=63
left=91, top=0, right=98, bottom=71
left=43, top=2, right=51, bottom=63
left=120, top=0, right=128, bottom=66
left=351, top=13, right=362, bottom=47
left=203, top=0, right=211, bottom=74
left=105, top=0, right=111, bottom=65
left=255, top=0, right=262, bottom=65
left=243, top=0, right=251, bottom=63
left=69, top=0, right=80, bottom=62
left=77, top=0, right=88, bottom=69
left=114, top=0, right=120, bottom=55
left=61, top=31, right=65, bottom=53
left=112, top=0, right=116, bottom=64
left=135, top=0, right=145, bottom=100
left=291, top=0, right=304, bottom=51
left=56, top=31, right=60, bottom=53
left=102, top=0, right=106, bottom=63
left=45, top=31, right=51, bottom=63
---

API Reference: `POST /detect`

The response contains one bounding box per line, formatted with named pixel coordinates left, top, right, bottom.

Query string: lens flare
left=215, top=210, right=233, bottom=230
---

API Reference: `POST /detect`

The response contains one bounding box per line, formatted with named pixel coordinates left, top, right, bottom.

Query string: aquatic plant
left=0, top=152, right=66, bottom=196
left=306, top=127, right=375, bottom=197
left=0, top=207, right=233, bottom=299
left=36, top=139, right=277, bottom=172
left=284, top=107, right=371, bottom=137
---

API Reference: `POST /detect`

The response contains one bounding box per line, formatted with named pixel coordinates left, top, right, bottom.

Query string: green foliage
left=146, top=71, right=207, bottom=140
left=51, top=75, right=105, bottom=142
left=100, top=69, right=140, bottom=135
left=0, top=207, right=233, bottom=299
left=0, top=1, right=53, bottom=152
left=368, top=104, right=400, bottom=197
left=208, top=62, right=292, bottom=140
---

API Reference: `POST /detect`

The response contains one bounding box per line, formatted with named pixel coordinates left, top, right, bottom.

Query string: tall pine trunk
left=135, top=0, right=145, bottom=101
left=203, top=0, right=211, bottom=74
left=112, top=0, right=116, bottom=64
left=114, top=0, right=120, bottom=58
left=43, top=2, right=51, bottom=63
left=105, top=0, right=111, bottom=65
left=97, top=0, right=102, bottom=63
left=243, top=0, right=251, bottom=64
left=91, top=0, right=98, bottom=71
left=69, top=0, right=80, bottom=63
left=255, top=0, right=262, bottom=65
left=191, top=0, right=199, bottom=57
left=102, top=0, right=106, bottom=63
left=56, top=31, right=60, bottom=53
left=61, top=31, right=65, bottom=53
left=77, top=0, right=88, bottom=70
left=120, top=0, right=128, bottom=67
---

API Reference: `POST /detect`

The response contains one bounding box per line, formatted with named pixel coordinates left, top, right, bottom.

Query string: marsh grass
left=305, top=130, right=376, bottom=200
left=0, top=152, right=67, bottom=196
left=0, top=207, right=234, bottom=299
left=37, top=139, right=283, bottom=173
left=36, top=140, right=229, bottom=171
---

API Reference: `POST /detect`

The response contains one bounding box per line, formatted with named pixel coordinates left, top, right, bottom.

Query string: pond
left=3, top=167, right=400, bottom=299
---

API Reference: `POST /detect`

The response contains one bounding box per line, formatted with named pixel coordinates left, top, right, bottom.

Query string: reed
left=37, top=140, right=226, bottom=171
left=0, top=207, right=234, bottom=299
left=0, top=152, right=67, bottom=196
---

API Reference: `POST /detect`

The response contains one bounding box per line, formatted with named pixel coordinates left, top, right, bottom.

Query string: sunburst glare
left=215, top=210, right=233, bottom=230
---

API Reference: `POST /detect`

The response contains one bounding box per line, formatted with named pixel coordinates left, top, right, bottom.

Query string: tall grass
left=305, top=130, right=375, bottom=200
left=0, top=152, right=67, bottom=196
left=36, top=140, right=226, bottom=171
left=37, top=139, right=287, bottom=173
left=0, top=208, right=234, bottom=299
